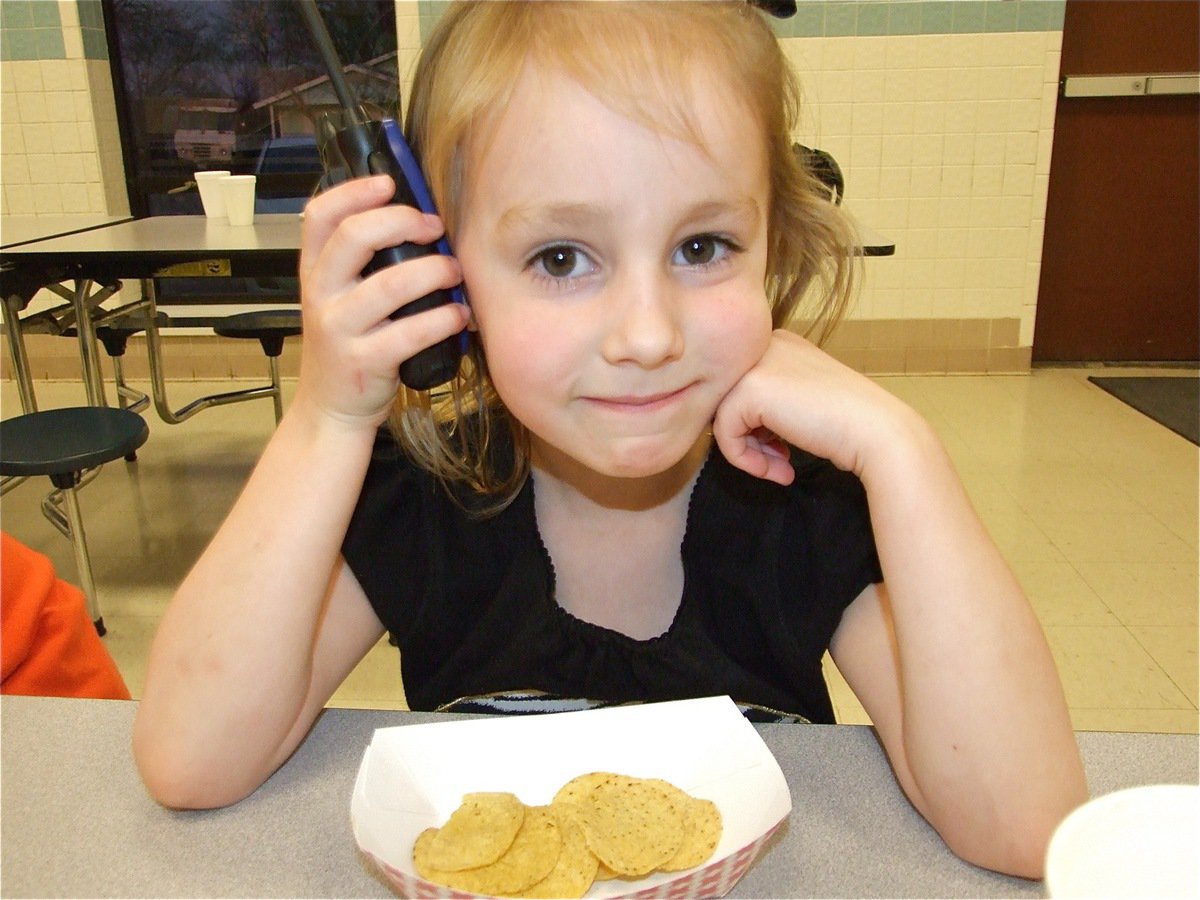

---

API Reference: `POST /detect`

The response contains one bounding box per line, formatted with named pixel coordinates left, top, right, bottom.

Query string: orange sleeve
left=1, top=532, right=132, bottom=700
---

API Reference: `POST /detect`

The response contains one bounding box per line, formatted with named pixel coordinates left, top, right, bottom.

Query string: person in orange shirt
left=1, top=531, right=130, bottom=700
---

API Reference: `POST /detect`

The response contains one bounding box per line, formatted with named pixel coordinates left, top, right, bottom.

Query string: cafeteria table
left=0, top=214, right=303, bottom=417
left=1, top=695, right=1195, bottom=898
left=1, top=214, right=135, bottom=412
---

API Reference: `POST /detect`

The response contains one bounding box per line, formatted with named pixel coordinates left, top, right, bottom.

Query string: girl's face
left=454, top=63, right=773, bottom=483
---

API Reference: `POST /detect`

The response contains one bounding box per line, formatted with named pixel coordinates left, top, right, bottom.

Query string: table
left=0, top=214, right=135, bottom=250
left=1, top=215, right=135, bottom=412
left=0, top=215, right=303, bottom=418
left=0, top=214, right=301, bottom=282
left=855, top=220, right=895, bottom=257
left=1, top=696, right=1195, bottom=898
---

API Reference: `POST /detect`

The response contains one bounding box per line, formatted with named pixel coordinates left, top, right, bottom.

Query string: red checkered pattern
left=370, top=820, right=784, bottom=900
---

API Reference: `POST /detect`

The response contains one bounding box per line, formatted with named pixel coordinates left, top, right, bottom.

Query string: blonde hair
left=391, top=0, right=859, bottom=514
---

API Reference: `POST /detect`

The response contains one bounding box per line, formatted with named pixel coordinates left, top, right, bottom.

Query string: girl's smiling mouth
left=582, top=384, right=697, bottom=413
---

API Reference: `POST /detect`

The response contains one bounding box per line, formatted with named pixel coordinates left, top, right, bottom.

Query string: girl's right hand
left=294, top=174, right=470, bottom=429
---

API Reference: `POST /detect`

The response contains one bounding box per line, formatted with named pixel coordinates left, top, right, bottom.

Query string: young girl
left=134, top=0, right=1086, bottom=879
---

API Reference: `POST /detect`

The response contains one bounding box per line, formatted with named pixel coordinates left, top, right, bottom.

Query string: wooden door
left=1033, top=1, right=1199, bottom=363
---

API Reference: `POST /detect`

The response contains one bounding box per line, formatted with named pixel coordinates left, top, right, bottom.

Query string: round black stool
left=212, top=310, right=302, bottom=423
left=0, top=407, right=149, bottom=635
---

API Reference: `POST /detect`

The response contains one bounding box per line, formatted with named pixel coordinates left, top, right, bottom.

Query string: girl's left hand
left=711, top=329, right=921, bottom=484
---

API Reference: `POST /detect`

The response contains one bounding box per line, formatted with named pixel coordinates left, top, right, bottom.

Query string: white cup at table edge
left=194, top=170, right=231, bottom=219
left=219, top=175, right=257, bottom=227
left=1044, top=784, right=1200, bottom=898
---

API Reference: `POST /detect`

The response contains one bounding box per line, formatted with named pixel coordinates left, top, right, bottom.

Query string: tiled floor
left=2, top=368, right=1196, bottom=732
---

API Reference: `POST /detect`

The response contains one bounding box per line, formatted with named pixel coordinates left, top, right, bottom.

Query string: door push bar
left=1061, top=73, right=1200, bottom=98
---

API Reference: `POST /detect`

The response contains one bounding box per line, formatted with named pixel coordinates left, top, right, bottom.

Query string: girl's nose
left=600, top=270, right=685, bottom=368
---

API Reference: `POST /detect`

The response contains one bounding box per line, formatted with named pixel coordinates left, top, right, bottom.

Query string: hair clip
left=749, top=0, right=798, bottom=17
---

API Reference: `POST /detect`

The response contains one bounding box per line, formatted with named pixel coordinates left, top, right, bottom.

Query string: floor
left=1, top=367, right=1197, bottom=733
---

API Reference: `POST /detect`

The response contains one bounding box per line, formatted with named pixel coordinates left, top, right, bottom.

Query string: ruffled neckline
left=522, top=448, right=717, bottom=651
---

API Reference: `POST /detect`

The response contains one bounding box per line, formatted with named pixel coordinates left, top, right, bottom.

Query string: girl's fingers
left=307, top=208, right=447, bottom=304
left=301, top=176, right=446, bottom=298
left=380, top=299, right=471, bottom=366
left=299, top=174, right=394, bottom=277
left=323, top=252, right=464, bottom=336
left=712, top=414, right=796, bottom=486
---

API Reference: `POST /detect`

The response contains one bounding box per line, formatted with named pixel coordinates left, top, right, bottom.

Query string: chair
left=212, top=310, right=303, bottom=424
left=0, top=407, right=149, bottom=635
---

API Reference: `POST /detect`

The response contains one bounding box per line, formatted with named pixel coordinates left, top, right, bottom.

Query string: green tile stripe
left=418, top=0, right=454, bottom=44
left=772, top=1, right=1065, bottom=37
left=0, top=0, right=108, bottom=61
left=417, top=1, right=1064, bottom=42
left=1, top=0, right=64, bottom=60
left=78, top=0, right=108, bottom=60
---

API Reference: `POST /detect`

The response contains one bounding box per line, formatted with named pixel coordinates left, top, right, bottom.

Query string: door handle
left=1061, top=73, right=1200, bottom=98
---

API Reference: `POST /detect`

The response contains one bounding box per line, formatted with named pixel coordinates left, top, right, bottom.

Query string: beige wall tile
left=862, top=346, right=906, bottom=375
left=904, top=346, right=947, bottom=374
left=945, top=347, right=989, bottom=374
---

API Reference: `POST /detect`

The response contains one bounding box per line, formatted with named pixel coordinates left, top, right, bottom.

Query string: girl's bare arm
left=133, top=176, right=469, bottom=808
left=714, top=330, right=1086, bottom=878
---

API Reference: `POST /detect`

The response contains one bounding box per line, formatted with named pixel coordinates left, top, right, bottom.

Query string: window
left=103, top=0, right=399, bottom=301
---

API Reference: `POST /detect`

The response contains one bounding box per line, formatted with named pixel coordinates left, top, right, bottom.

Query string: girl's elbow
left=136, top=755, right=258, bottom=810
left=946, top=785, right=1090, bottom=880
left=132, top=722, right=256, bottom=810
left=950, top=826, right=1051, bottom=880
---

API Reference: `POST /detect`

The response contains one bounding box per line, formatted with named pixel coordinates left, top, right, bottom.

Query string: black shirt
left=343, top=430, right=882, bottom=723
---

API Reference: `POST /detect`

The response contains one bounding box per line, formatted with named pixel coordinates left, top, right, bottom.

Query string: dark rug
left=1088, top=376, right=1200, bottom=446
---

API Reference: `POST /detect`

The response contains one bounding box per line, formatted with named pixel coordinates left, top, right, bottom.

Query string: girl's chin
left=537, top=431, right=713, bottom=484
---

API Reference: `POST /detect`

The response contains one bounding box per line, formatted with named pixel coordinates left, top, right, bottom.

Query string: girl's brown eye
left=679, top=237, right=716, bottom=265
left=539, top=247, right=578, bottom=277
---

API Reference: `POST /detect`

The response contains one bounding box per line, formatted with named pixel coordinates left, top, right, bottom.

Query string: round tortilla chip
left=661, top=796, right=722, bottom=871
left=519, top=804, right=600, bottom=899
left=552, top=771, right=620, bottom=806
left=576, top=779, right=686, bottom=877
left=425, top=792, right=525, bottom=871
left=415, top=806, right=562, bottom=895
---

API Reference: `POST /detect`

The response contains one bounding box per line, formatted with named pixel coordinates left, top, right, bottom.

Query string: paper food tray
left=351, top=696, right=791, bottom=899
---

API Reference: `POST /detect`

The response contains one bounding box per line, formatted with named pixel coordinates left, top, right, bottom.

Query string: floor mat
left=1088, top=376, right=1200, bottom=446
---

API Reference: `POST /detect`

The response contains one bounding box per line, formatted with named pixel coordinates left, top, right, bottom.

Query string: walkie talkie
left=298, top=0, right=466, bottom=391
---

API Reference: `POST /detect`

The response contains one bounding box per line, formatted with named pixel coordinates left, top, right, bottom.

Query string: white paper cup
left=219, top=175, right=257, bottom=226
left=194, top=170, right=231, bottom=218
left=1045, top=784, right=1200, bottom=898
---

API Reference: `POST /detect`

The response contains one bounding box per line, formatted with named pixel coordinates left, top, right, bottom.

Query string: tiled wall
left=781, top=16, right=1064, bottom=372
left=0, top=0, right=127, bottom=217
left=2, top=0, right=1067, bottom=380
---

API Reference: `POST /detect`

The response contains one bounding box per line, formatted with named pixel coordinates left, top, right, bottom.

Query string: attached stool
left=0, top=407, right=149, bottom=635
left=212, top=310, right=302, bottom=424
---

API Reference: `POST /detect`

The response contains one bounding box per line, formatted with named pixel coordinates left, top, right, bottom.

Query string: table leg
left=72, top=278, right=108, bottom=407
left=2, top=293, right=39, bottom=412
left=138, top=280, right=277, bottom=424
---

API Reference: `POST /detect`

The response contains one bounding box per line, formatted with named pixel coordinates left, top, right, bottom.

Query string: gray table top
left=1, top=696, right=1195, bottom=899
left=0, top=215, right=304, bottom=287
left=0, top=214, right=135, bottom=249
left=0, top=214, right=302, bottom=256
